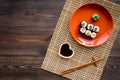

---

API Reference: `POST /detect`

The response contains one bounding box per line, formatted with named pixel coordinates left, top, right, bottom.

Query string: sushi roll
left=80, top=21, right=87, bottom=27
left=93, top=26, right=100, bottom=32
left=91, top=32, right=97, bottom=38
left=80, top=27, right=86, bottom=34
left=87, top=24, right=94, bottom=30
left=85, top=30, right=91, bottom=36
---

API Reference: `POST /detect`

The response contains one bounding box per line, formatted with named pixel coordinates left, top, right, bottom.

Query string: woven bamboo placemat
left=41, top=0, right=120, bottom=80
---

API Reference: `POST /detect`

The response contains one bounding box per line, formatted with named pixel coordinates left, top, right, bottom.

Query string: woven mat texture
left=41, top=0, right=120, bottom=80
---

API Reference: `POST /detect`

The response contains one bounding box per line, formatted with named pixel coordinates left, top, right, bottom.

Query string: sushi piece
left=80, top=27, right=86, bottom=34
left=87, top=24, right=94, bottom=30
left=91, top=32, right=97, bottom=38
left=80, top=21, right=87, bottom=27
left=85, top=30, right=91, bottom=36
left=93, top=26, right=100, bottom=32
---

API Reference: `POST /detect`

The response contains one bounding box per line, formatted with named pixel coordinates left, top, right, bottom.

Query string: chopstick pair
left=61, top=57, right=105, bottom=75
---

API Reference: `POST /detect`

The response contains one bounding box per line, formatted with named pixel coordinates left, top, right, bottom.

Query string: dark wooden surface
left=0, top=0, right=119, bottom=80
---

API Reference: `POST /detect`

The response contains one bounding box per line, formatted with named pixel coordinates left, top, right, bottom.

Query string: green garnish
left=92, top=13, right=100, bottom=21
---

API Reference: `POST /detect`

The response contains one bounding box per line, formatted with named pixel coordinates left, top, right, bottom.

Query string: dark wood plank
left=110, top=31, right=120, bottom=57
left=101, top=56, right=120, bottom=80
left=0, top=0, right=119, bottom=80
left=0, top=56, right=69, bottom=80
left=0, top=0, right=67, bottom=80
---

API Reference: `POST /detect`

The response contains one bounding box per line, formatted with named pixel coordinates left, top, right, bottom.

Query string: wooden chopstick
left=61, top=58, right=105, bottom=75
left=92, top=56, right=99, bottom=67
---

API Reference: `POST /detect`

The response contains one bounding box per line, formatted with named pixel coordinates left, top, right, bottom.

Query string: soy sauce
left=60, top=44, right=73, bottom=57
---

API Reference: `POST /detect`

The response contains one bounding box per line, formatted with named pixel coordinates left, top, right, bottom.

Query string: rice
left=80, top=21, right=87, bottom=28
left=91, top=32, right=97, bottom=38
left=85, top=30, right=91, bottom=36
left=80, top=27, right=86, bottom=34
left=87, top=24, right=94, bottom=30
left=93, top=26, right=100, bottom=32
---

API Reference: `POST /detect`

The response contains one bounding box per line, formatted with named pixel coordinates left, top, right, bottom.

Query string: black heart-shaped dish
left=59, top=43, right=74, bottom=58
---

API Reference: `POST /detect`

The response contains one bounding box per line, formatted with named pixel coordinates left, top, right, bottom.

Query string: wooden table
left=0, top=0, right=119, bottom=80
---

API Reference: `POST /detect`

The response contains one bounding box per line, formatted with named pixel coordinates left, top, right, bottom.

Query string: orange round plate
left=70, top=3, right=113, bottom=47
